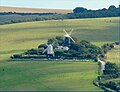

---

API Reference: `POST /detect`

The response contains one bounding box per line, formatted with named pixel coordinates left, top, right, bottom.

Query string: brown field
left=0, top=6, right=72, bottom=13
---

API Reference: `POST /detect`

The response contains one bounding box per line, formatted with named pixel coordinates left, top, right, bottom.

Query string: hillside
left=0, top=17, right=118, bottom=91
left=0, top=6, right=72, bottom=13
left=0, top=17, right=119, bottom=59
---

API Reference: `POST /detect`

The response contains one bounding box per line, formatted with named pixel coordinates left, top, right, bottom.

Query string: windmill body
left=63, top=29, right=75, bottom=46
left=43, top=43, right=54, bottom=57
left=47, top=44, right=54, bottom=55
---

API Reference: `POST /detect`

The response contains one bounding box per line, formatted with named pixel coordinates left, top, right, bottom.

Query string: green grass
left=0, top=17, right=119, bottom=91
left=0, top=17, right=119, bottom=52
left=0, top=61, right=101, bottom=91
left=106, top=45, right=119, bottom=63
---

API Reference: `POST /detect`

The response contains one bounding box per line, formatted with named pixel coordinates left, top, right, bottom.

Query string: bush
left=104, top=62, right=119, bottom=78
left=13, top=54, right=22, bottom=58
left=25, top=49, right=39, bottom=55
left=38, top=44, right=47, bottom=49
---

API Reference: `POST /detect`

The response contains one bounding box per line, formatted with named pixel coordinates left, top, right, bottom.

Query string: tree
left=26, top=49, right=39, bottom=55
left=102, top=44, right=112, bottom=54
left=104, top=62, right=119, bottom=78
left=108, top=5, right=117, bottom=10
left=47, top=38, right=58, bottom=44
left=38, top=44, right=47, bottom=49
left=55, top=36, right=64, bottom=45
left=101, top=8, right=107, bottom=11
left=69, top=50, right=79, bottom=57
left=70, top=43, right=80, bottom=51
left=73, top=7, right=88, bottom=13
left=55, top=49, right=64, bottom=57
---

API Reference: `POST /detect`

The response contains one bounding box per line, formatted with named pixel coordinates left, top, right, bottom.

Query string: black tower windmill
left=63, top=29, right=75, bottom=47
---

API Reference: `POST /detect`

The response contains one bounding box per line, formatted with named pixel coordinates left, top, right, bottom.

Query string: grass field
left=0, top=61, right=101, bottom=91
left=0, top=17, right=119, bottom=52
left=106, top=45, right=119, bottom=64
left=0, top=17, right=119, bottom=91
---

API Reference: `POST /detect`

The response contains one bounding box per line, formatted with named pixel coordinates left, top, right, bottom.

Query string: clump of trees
left=67, top=5, right=119, bottom=19
left=103, top=62, right=119, bottom=78
left=104, top=81, right=120, bottom=90
left=96, top=62, right=120, bottom=91
left=37, top=37, right=103, bottom=60
left=12, top=36, right=103, bottom=61
left=69, top=40, right=103, bottom=60
left=24, top=49, right=44, bottom=55
left=98, top=41, right=120, bottom=61
left=98, top=80, right=120, bottom=91
left=101, top=43, right=114, bottom=54
left=73, top=7, right=88, bottom=13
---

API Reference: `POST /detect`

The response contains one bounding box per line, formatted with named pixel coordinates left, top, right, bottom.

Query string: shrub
left=104, top=62, right=119, bottom=78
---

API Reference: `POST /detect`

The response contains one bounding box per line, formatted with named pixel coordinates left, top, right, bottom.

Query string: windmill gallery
left=11, top=29, right=103, bottom=61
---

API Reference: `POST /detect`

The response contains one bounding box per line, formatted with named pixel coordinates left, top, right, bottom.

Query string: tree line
left=0, top=5, right=119, bottom=25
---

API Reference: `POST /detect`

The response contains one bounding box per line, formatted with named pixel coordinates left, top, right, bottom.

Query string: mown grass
left=0, top=17, right=119, bottom=91
left=0, top=61, right=101, bottom=91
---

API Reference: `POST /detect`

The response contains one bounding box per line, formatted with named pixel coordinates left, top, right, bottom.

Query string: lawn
left=0, top=61, right=101, bottom=91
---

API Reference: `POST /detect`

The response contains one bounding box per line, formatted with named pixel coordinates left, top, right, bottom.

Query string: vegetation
left=95, top=62, right=120, bottom=91
left=93, top=42, right=120, bottom=91
left=0, top=61, right=101, bottom=90
left=12, top=37, right=103, bottom=60
left=0, top=17, right=118, bottom=54
left=0, top=17, right=118, bottom=91
left=0, top=5, right=119, bottom=25
left=102, top=43, right=115, bottom=54
left=103, top=62, right=119, bottom=78
left=100, top=42, right=120, bottom=63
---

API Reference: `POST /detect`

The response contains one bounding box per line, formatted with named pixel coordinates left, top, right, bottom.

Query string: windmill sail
left=43, top=48, right=47, bottom=54
left=63, top=29, right=68, bottom=35
left=69, top=29, right=73, bottom=35
left=63, top=29, right=75, bottom=45
left=69, top=36, right=75, bottom=43
left=42, top=43, right=54, bottom=56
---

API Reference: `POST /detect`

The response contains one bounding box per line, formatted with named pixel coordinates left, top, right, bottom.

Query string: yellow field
left=0, top=6, right=72, bottom=13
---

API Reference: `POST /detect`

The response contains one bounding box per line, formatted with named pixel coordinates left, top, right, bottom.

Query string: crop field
left=0, top=17, right=119, bottom=91
left=0, top=6, right=72, bottom=13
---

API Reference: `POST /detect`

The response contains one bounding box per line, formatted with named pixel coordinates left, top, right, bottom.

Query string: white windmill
left=63, top=29, right=75, bottom=46
left=43, top=42, right=55, bottom=57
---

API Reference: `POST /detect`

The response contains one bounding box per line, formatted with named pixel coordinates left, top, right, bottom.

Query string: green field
left=0, top=17, right=119, bottom=91
left=106, top=45, right=119, bottom=63
left=0, top=61, right=101, bottom=91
